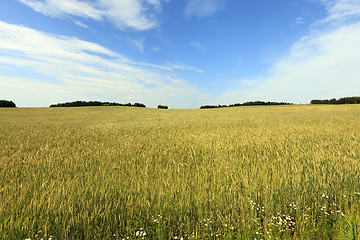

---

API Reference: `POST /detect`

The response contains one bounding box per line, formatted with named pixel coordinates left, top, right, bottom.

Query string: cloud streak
left=0, top=21, right=199, bottom=107
left=321, top=0, right=360, bottom=23
left=126, top=37, right=146, bottom=52
left=184, top=0, right=224, bottom=18
left=190, top=42, right=207, bottom=52
left=18, top=0, right=166, bottom=31
left=166, top=63, right=204, bottom=73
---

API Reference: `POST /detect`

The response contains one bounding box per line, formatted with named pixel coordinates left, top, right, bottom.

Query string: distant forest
left=50, top=101, right=146, bottom=108
left=311, top=96, right=360, bottom=105
left=200, top=101, right=292, bottom=109
left=0, top=100, right=16, bottom=108
left=3, top=97, right=360, bottom=109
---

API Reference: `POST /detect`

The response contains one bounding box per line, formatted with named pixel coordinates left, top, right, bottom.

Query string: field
left=1, top=105, right=359, bottom=239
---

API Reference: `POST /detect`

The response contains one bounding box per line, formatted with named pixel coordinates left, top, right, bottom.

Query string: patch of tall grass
left=0, top=105, right=359, bottom=239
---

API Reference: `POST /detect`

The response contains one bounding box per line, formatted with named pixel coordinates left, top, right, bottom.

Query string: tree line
left=4, top=96, right=360, bottom=109
left=0, top=100, right=16, bottom=108
left=50, top=101, right=146, bottom=108
left=311, top=96, right=360, bottom=105
left=200, top=101, right=292, bottom=109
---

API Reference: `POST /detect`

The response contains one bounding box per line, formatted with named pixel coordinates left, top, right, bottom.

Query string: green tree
left=158, top=105, right=168, bottom=109
left=0, top=100, right=16, bottom=108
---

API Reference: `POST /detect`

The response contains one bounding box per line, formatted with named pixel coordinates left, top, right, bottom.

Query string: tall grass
left=0, top=105, right=359, bottom=239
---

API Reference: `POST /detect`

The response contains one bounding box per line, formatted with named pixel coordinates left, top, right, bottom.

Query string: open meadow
left=1, top=105, right=360, bottom=239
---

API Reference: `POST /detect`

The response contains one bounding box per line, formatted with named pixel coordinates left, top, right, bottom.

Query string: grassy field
left=0, top=105, right=359, bottom=239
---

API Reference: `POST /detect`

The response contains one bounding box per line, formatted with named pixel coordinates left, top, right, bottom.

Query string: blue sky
left=0, top=0, right=360, bottom=108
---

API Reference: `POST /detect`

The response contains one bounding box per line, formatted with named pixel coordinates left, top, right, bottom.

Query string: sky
left=0, top=0, right=360, bottom=108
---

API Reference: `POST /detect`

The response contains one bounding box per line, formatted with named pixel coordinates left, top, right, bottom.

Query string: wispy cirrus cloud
left=321, top=0, right=360, bottom=23
left=18, top=0, right=166, bottom=31
left=190, top=42, right=207, bottom=52
left=126, top=37, right=146, bottom=52
left=184, top=0, right=225, bottom=18
left=294, top=17, right=305, bottom=25
left=166, top=63, right=204, bottom=73
left=74, top=20, right=89, bottom=28
left=0, top=21, right=200, bottom=107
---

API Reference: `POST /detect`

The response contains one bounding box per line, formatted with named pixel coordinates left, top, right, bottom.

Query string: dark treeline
left=311, top=96, right=360, bottom=105
left=157, top=105, right=168, bottom=109
left=50, top=101, right=146, bottom=108
left=0, top=100, right=17, bottom=108
left=200, top=101, right=292, bottom=109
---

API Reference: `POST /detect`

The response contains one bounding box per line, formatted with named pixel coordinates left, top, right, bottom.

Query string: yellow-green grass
left=0, top=105, right=359, bottom=239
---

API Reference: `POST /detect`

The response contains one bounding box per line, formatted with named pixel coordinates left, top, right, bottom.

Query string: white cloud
left=0, top=21, right=199, bottom=108
left=321, top=0, right=360, bottom=23
left=74, top=20, right=89, bottom=28
left=184, top=0, right=224, bottom=18
left=18, top=0, right=165, bottom=31
left=166, top=63, right=204, bottom=73
left=126, top=37, right=146, bottom=52
left=19, top=0, right=103, bottom=19
left=218, top=0, right=360, bottom=104
left=295, top=17, right=305, bottom=25
left=190, top=42, right=207, bottom=52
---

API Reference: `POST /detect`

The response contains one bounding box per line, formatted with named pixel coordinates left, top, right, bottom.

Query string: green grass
left=0, top=105, right=359, bottom=239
